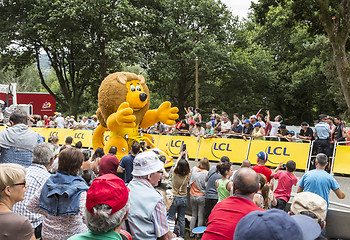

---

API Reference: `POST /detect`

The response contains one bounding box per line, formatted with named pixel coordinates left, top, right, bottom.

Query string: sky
left=221, top=0, right=259, bottom=19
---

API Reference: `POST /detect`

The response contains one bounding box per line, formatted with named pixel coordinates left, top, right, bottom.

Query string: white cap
left=250, top=115, right=257, bottom=119
left=132, top=151, right=164, bottom=176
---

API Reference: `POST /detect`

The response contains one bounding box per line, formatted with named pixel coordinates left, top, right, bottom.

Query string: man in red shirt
left=202, top=168, right=263, bottom=240
left=252, top=151, right=272, bottom=182
left=99, top=146, right=120, bottom=176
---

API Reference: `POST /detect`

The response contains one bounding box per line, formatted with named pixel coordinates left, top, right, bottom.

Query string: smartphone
left=182, top=143, right=186, bottom=151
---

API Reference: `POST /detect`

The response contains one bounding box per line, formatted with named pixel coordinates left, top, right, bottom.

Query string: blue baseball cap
left=256, top=151, right=268, bottom=161
left=253, top=122, right=261, bottom=127
left=243, top=119, right=250, bottom=124
left=234, top=209, right=321, bottom=240
left=288, top=130, right=295, bottom=135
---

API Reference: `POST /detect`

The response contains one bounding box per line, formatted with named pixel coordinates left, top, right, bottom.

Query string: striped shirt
left=13, top=164, right=51, bottom=228
left=133, top=178, right=169, bottom=237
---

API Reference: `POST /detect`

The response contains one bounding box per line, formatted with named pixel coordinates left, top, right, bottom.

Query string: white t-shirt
left=259, top=120, right=266, bottom=128
left=270, top=121, right=281, bottom=136
left=55, top=116, right=65, bottom=128
left=221, top=121, right=232, bottom=136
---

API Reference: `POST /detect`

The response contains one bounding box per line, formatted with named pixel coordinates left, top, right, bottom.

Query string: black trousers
left=315, top=139, right=330, bottom=157
left=204, top=198, right=218, bottom=224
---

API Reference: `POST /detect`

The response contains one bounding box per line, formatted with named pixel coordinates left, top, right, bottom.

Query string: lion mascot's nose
left=139, top=93, right=147, bottom=102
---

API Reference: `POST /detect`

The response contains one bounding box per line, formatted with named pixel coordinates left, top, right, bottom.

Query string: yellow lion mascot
left=92, top=72, right=179, bottom=158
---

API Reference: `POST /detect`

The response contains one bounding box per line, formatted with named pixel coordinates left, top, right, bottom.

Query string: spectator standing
left=220, top=115, right=231, bottom=138
left=91, top=147, right=105, bottom=175
left=167, top=158, right=191, bottom=238
left=298, top=122, right=313, bottom=142
left=231, top=119, right=243, bottom=139
left=215, top=162, right=233, bottom=202
left=0, top=163, right=35, bottom=240
left=264, top=115, right=272, bottom=136
left=204, top=156, right=230, bottom=223
left=290, top=192, right=328, bottom=240
left=27, top=148, right=89, bottom=239
left=275, top=124, right=288, bottom=141
left=202, top=168, right=263, bottom=240
left=127, top=151, right=175, bottom=240
left=44, top=115, right=50, bottom=127
left=189, top=157, right=209, bottom=237
left=242, top=119, right=253, bottom=140
left=192, top=122, right=206, bottom=138
left=266, top=110, right=283, bottom=137
left=253, top=174, right=276, bottom=210
left=86, top=117, right=97, bottom=130
left=251, top=122, right=265, bottom=139
left=271, top=161, right=298, bottom=211
left=0, top=109, right=43, bottom=168
left=79, top=117, right=88, bottom=130
left=68, top=174, right=129, bottom=240
left=252, top=151, right=272, bottom=183
left=64, top=136, right=74, bottom=148
left=203, top=122, right=216, bottom=138
left=79, top=150, right=95, bottom=185
left=193, top=108, right=202, bottom=123
left=257, top=114, right=266, bottom=128
left=249, top=115, right=257, bottom=125
left=13, top=143, right=54, bottom=239
left=117, top=142, right=141, bottom=183
left=297, top=153, right=345, bottom=208
left=99, top=146, right=120, bottom=176
left=313, top=114, right=331, bottom=156
left=55, top=113, right=65, bottom=128
left=334, top=115, right=346, bottom=144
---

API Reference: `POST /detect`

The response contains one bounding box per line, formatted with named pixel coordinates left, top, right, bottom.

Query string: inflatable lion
left=92, top=72, right=179, bottom=158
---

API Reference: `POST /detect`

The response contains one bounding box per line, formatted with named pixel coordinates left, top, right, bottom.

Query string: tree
left=120, top=0, right=237, bottom=117
left=0, top=0, right=138, bottom=115
left=316, top=0, right=350, bottom=115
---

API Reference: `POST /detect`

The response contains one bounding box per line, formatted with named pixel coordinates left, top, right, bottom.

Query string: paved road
left=187, top=159, right=350, bottom=212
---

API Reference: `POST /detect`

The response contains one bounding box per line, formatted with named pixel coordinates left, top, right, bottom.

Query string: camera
left=181, top=143, right=186, bottom=152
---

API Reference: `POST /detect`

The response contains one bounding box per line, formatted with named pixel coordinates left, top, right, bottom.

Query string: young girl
left=254, top=173, right=277, bottom=210
left=215, top=162, right=233, bottom=202
left=189, top=157, right=209, bottom=237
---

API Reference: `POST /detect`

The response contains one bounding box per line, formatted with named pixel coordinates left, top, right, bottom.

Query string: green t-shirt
left=68, top=230, right=123, bottom=240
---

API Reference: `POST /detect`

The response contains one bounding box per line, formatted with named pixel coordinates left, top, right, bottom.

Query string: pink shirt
left=273, top=171, right=298, bottom=202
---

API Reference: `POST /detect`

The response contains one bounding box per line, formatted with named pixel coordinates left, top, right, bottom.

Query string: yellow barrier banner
left=30, top=128, right=68, bottom=145
left=248, top=140, right=310, bottom=169
left=197, top=138, right=249, bottom=163
left=156, top=135, right=199, bottom=159
left=65, top=129, right=93, bottom=147
left=333, top=145, right=350, bottom=174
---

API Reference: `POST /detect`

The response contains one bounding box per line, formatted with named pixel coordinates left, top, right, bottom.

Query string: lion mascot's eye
left=130, top=86, right=136, bottom=92
left=136, top=86, right=141, bottom=91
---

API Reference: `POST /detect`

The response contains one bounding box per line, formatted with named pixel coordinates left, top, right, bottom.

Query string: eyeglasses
left=1, top=181, right=27, bottom=191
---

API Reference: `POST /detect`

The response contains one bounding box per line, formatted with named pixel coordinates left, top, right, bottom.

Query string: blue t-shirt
left=314, top=122, right=331, bottom=139
left=298, top=169, right=339, bottom=208
left=120, top=154, right=135, bottom=183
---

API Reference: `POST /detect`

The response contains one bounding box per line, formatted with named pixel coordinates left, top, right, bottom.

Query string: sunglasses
left=1, top=181, right=26, bottom=191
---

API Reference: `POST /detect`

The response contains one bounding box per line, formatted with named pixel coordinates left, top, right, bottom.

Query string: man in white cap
left=127, top=151, right=175, bottom=240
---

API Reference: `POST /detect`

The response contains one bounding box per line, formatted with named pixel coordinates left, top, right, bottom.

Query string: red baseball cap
left=86, top=174, right=129, bottom=215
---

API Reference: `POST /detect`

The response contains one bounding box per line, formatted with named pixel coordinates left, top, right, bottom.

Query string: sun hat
left=253, top=122, right=261, bottom=127
left=291, top=192, right=327, bottom=223
left=86, top=174, right=129, bottom=215
left=234, top=209, right=321, bottom=240
left=243, top=119, right=250, bottom=124
left=256, top=151, right=268, bottom=161
left=132, top=151, right=164, bottom=176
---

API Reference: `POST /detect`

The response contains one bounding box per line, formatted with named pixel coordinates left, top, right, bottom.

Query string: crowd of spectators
left=146, top=108, right=349, bottom=145
left=0, top=109, right=349, bottom=240
left=27, top=113, right=99, bottom=130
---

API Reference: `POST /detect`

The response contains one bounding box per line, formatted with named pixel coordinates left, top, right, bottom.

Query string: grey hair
left=316, top=153, right=328, bottom=167
left=9, top=110, right=28, bottom=125
left=206, top=122, right=212, bottom=127
left=85, top=201, right=129, bottom=232
left=32, top=143, right=55, bottom=167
